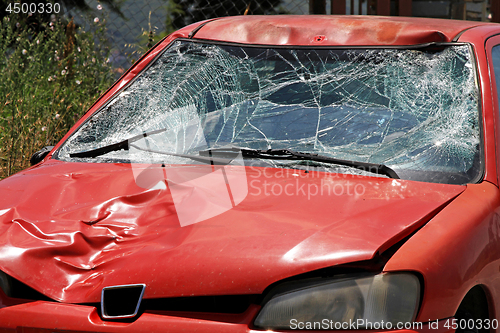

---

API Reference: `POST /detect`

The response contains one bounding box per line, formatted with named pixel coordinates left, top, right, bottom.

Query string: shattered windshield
left=56, top=40, right=481, bottom=185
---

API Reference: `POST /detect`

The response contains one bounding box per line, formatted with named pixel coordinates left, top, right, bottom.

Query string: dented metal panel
left=0, top=160, right=464, bottom=303
left=191, top=15, right=493, bottom=46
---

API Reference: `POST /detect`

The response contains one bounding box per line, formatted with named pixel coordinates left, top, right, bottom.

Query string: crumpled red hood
left=0, top=160, right=464, bottom=303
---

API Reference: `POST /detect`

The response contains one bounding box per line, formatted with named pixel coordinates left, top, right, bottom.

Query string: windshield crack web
left=58, top=41, right=480, bottom=184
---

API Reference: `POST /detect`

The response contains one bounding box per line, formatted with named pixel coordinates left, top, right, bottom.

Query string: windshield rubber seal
left=51, top=39, right=485, bottom=185
left=466, top=42, right=486, bottom=185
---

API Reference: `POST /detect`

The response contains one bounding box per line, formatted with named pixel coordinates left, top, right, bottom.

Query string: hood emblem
left=101, top=284, right=146, bottom=319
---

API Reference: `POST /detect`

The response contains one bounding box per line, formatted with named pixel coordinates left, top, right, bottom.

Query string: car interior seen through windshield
left=56, top=40, right=481, bottom=185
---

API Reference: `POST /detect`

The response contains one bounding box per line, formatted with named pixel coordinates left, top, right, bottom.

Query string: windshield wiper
left=200, top=147, right=399, bottom=179
left=72, top=142, right=235, bottom=165
left=69, top=128, right=234, bottom=165
left=70, top=128, right=172, bottom=159
left=70, top=133, right=398, bottom=178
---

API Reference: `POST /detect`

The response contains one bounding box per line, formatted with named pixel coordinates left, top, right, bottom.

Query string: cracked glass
left=57, top=40, right=481, bottom=184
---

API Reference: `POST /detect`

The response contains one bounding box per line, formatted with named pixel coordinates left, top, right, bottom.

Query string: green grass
left=0, top=15, right=115, bottom=179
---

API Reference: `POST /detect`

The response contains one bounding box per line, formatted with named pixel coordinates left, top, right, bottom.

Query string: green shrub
left=0, top=14, right=114, bottom=179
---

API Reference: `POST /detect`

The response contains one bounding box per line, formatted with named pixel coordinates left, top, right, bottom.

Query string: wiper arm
left=200, top=147, right=399, bottom=179
left=70, top=128, right=169, bottom=159
left=70, top=135, right=398, bottom=178
left=69, top=128, right=234, bottom=165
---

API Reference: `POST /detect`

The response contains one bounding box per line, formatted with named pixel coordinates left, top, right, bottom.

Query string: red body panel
left=0, top=160, right=463, bottom=303
left=192, top=15, right=492, bottom=46
left=3, top=15, right=500, bottom=332
left=0, top=302, right=454, bottom=333
left=385, top=182, right=500, bottom=321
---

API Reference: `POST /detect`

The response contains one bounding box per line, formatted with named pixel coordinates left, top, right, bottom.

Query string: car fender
left=384, top=181, right=500, bottom=322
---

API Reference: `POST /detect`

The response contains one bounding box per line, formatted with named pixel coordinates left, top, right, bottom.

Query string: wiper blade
left=128, top=144, right=235, bottom=165
left=70, top=128, right=169, bottom=159
left=200, top=147, right=399, bottom=179
left=69, top=128, right=235, bottom=165
left=70, top=135, right=398, bottom=178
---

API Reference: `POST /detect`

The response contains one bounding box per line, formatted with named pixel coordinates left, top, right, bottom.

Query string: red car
left=0, top=14, right=499, bottom=332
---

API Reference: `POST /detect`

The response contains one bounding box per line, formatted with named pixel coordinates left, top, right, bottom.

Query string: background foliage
left=0, top=10, right=114, bottom=178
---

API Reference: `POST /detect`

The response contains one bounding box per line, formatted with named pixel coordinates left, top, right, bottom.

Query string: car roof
left=177, top=15, right=499, bottom=46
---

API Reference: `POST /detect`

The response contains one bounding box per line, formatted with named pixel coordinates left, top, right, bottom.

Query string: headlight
left=254, top=273, right=420, bottom=330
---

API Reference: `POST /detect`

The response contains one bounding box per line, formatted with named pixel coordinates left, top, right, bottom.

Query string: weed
left=0, top=14, right=114, bottom=178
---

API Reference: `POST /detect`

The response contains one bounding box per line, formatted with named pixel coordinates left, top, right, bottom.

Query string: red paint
left=190, top=15, right=494, bottom=46
left=0, top=160, right=464, bottom=303
left=2, top=15, right=500, bottom=331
